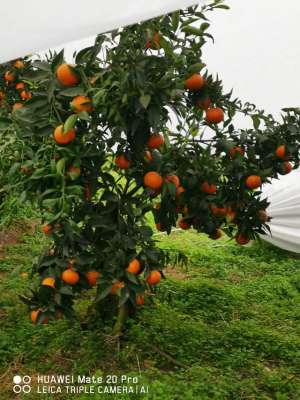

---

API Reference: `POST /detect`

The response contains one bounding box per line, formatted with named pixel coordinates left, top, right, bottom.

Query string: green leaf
left=182, top=26, right=204, bottom=36
left=60, top=87, right=86, bottom=97
left=56, top=158, right=66, bottom=175
left=59, top=286, right=74, bottom=296
left=8, top=163, right=21, bottom=176
left=200, top=22, right=210, bottom=31
left=78, top=111, right=90, bottom=121
left=0, top=117, right=12, bottom=130
left=215, top=4, right=230, bottom=9
left=51, top=49, right=64, bottom=72
left=95, top=284, right=112, bottom=302
left=188, top=63, right=206, bottom=74
left=63, top=114, right=78, bottom=133
left=139, top=94, right=151, bottom=109
left=252, top=115, right=261, bottom=129
left=171, top=11, right=180, bottom=31
left=158, top=37, right=174, bottom=56
left=93, top=89, right=106, bottom=106
left=32, top=61, right=51, bottom=72
left=126, top=273, right=139, bottom=284
left=42, top=198, right=59, bottom=208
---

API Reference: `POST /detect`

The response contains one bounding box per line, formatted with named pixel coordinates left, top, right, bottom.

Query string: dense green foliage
left=0, top=1, right=299, bottom=323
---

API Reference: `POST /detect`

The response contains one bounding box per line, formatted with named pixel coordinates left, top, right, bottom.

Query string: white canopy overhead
left=262, top=169, right=300, bottom=253
left=0, top=0, right=201, bottom=63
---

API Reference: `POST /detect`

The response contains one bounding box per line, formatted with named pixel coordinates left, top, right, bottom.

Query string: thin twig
left=152, top=345, right=188, bottom=369
left=136, top=354, right=142, bottom=376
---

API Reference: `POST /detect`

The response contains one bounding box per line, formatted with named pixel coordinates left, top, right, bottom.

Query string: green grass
left=0, top=224, right=300, bottom=399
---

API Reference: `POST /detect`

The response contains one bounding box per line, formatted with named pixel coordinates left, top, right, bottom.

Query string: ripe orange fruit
left=245, top=175, right=261, bottom=190
left=14, top=60, right=25, bottom=69
left=86, top=270, right=100, bottom=286
left=136, top=294, right=145, bottom=306
left=205, top=107, right=224, bottom=124
left=209, top=204, right=218, bottom=216
left=145, top=31, right=160, bottom=49
left=30, top=310, right=40, bottom=324
left=176, top=186, right=185, bottom=197
left=178, top=219, right=190, bottom=230
left=235, top=233, right=250, bottom=245
left=42, top=224, right=52, bottom=235
left=71, top=95, right=93, bottom=113
left=89, top=76, right=98, bottom=85
left=182, top=206, right=189, bottom=215
left=229, top=146, right=244, bottom=158
left=20, top=90, right=32, bottom=101
left=144, top=150, right=153, bottom=162
left=146, top=270, right=161, bottom=285
left=165, top=174, right=180, bottom=188
left=144, top=171, right=163, bottom=190
left=200, top=181, right=217, bottom=195
left=115, top=154, right=131, bottom=169
left=210, top=228, right=222, bottom=240
left=68, top=166, right=81, bottom=176
left=153, top=32, right=160, bottom=47
left=258, top=209, right=268, bottom=222
left=156, top=222, right=162, bottom=231
left=4, top=71, right=15, bottom=82
left=184, top=74, right=205, bottom=91
left=12, top=102, right=23, bottom=111
left=210, top=204, right=227, bottom=217
left=217, top=207, right=227, bottom=217
left=56, top=64, right=79, bottom=86
left=147, top=133, right=164, bottom=149
left=110, top=281, right=125, bottom=295
left=41, top=277, right=56, bottom=288
left=209, top=204, right=219, bottom=216
left=227, top=210, right=237, bottom=223
left=283, top=161, right=292, bottom=174
left=84, top=184, right=92, bottom=201
left=195, top=97, right=211, bottom=110
left=15, top=82, right=25, bottom=91
left=275, top=145, right=286, bottom=159
left=61, top=268, right=80, bottom=285
left=56, top=311, right=64, bottom=320
left=20, top=166, right=30, bottom=174
left=30, top=309, right=49, bottom=324
left=126, top=259, right=141, bottom=274
left=53, top=125, right=76, bottom=145
left=145, top=39, right=152, bottom=49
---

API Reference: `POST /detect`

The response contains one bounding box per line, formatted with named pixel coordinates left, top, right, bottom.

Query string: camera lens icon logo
left=13, top=375, right=31, bottom=393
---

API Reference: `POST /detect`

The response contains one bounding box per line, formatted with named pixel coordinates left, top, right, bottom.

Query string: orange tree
left=1, top=0, right=300, bottom=331
left=0, top=58, right=35, bottom=219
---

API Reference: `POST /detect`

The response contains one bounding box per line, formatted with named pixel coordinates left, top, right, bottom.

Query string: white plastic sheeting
left=0, top=0, right=201, bottom=63
left=261, top=169, right=300, bottom=253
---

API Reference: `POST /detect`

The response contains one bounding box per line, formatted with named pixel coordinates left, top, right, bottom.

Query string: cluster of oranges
left=184, top=73, right=224, bottom=124
left=31, top=255, right=162, bottom=323
left=1, top=60, right=33, bottom=111
left=52, top=63, right=93, bottom=145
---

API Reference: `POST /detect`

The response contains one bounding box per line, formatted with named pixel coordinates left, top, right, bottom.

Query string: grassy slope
left=0, top=225, right=300, bottom=399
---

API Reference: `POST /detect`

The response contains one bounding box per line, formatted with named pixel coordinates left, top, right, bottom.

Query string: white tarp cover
left=0, top=0, right=201, bottom=63
left=262, top=169, right=300, bottom=253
